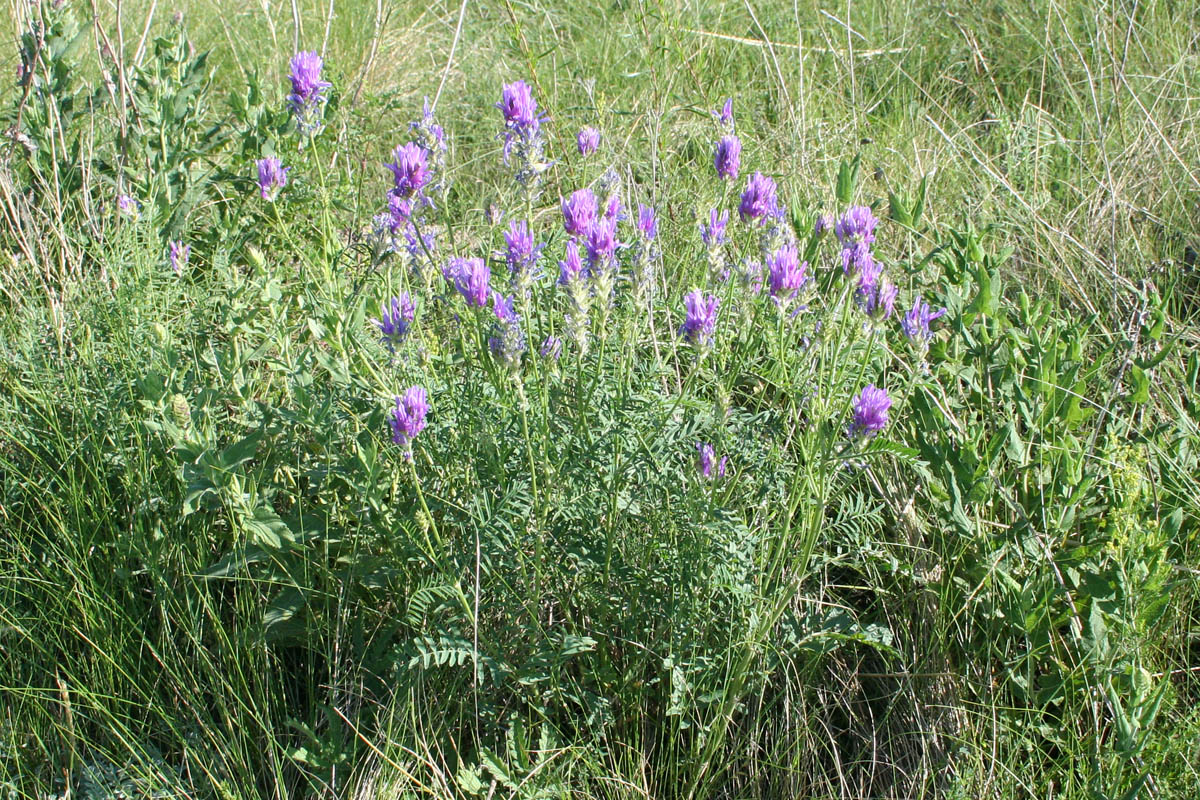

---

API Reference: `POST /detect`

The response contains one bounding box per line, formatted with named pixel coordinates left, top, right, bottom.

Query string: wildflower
left=713, top=134, right=741, bottom=181
left=168, top=240, right=190, bottom=273
left=860, top=276, right=898, bottom=321
left=696, top=442, right=728, bottom=479
left=496, top=80, right=541, bottom=132
left=849, top=384, right=891, bottom=439
left=713, top=98, right=734, bottom=128
left=814, top=214, right=835, bottom=236
left=488, top=293, right=526, bottom=369
left=390, top=386, right=429, bottom=453
left=766, top=244, right=808, bottom=303
left=497, top=80, right=550, bottom=192
left=585, top=215, right=619, bottom=275
left=558, top=241, right=586, bottom=285
left=604, top=193, right=622, bottom=221
left=386, top=142, right=430, bottom=198
left=562, top=188, right=598, bottom=239
left=539, top=335, right=562, bottom=359
left=409, top=97, right=448, bottom=200
left=256, top=157, right=289, bottom=201
left=452, top=258, right=491, bottom=307
left=679, top=290, right=720, bottom=346
left=375, top=292, right=415, bottom=351
left=117, top=194, right=140, bottom=218
left=637, top=204, right=658, bottom=240
left=901, top=297, right=947, bottom=344
left=739, top=171, right=778, bottom=222
left=500, top=219, right=544, bottom=295
left=842, top=240, right=877, bottom=279
left=577, top=126, right=601, bottom=156
left=286, top=50, right=332, bottom=137
left=631, top=205, right=660, bottom=302
left=835, top=205, right=878, bottom=248
left=700, top=208, right=729, bottom=248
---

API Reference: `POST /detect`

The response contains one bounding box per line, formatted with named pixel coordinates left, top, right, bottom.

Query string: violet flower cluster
left=849, top=384, right=891, bottom=440
left=256, top=157, right=289, bottom=201
left=286, top=51, right=332, bottom=139
left=168, top=240, right=190, bottom=273
left=901, top=297, right=947, bottom=346
left=679, top=290, right=720, bottom=348
left=375, top=292, right=415, bottom=352
left=497, top=80, right=550, bottom=194
left=499, top=219, right=545, bottom=297
left=391, top=386, right=429, bottom=457
left=697, top=442, right=728, bottom=480
left=488, top=292, right=526, bottom=370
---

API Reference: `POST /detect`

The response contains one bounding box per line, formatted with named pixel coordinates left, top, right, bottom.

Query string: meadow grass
left=1, top=0, right=1198, bottom=798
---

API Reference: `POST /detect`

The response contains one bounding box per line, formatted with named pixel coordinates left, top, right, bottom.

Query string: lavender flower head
left=168, top=240, right=190, bottom=273
left=387, top=142, right=430, bottom=198
left=585, top=215, right=619, bottom=275
left=255, top=157, right=289, bottom=201
left=375, top=292, right=415, bottom=351
left=562, top=188, right=598, bottom=239
left=409, top=97, right=448, bottom=200
left=739, top=171, right=778, bottom=223
left=901, top=297, right=947, bottom=344
left=849, top=384, right=891, bottom=440
left=488, top=292, right=526, bottom=369
left=713, top=98, right=734, bottom=129
left=766, top=244, right=809, bottom=304
left=558, top=240, right=586, bottom=285
left=679, top=290, right=720, bottom=347
left=700, top=208, right=729, bottom=248
left=714, top=134, right=741, bottom=181
left=390, top=386, right=429, bottom=454
left=860, top=276, right=898, bottom=322
left=500, top=219, right=544, bottom=293
left=637, top=204, right=658, bottom=240
left=577, top=126, right=601, bottom=156
left=497, top=80, right=550, bottom=191
left=539, top=335, right=562, bottom=359
left=286, top=51, right=332, bottom=137
left=497, top=80, right=541, bottom=132
left=452, top=258, right=491, bottom=307
left=814, top=214, right=835, bottom=236
left=835, top=206, right=879, bottom=248
left=117, top=194, right=139, bottom=218
left=843, top=240, right=878, bottom=279
left=696, top=442, right=728, bottom=479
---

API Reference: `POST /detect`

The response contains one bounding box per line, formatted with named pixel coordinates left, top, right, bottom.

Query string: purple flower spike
left=168, top=240, right=190, bottom=273
left=287, top=50, right=332, bottom=135
left=714, top=135, right=741, bottom=181
left=861, top=276, right=898, bottom=321
left=497, top=80, right=541, bottom=132
left=255, top=157, right=289, bottom=201
left=715, top=98, right=734, bottom=127
left=835, top=206, right=879, bottom=248
left=814, top=214, right=835, bottom=236
left=390, top=386, right=429, bottom=453
left=604, top=193, right=622, bottom=221
left=766, top=244, right=808, bottom=301
left=585, top=215, right=618, bottom=273
left=679, top=290, right=720, bottom=346
left=849, top=384, right=891, bottom=440
left=700, top=208, right=729, bottom=247
left=843, top=240, right=878, bottom=279
left=561, top=188, right=598, bottom=239
left=387, top=142, right=430, bottom=198
left=739, top=171, right=778, bottom=222
left=539, top=335, right=562, bottom=359
left=453, top=258, right=491, bottom=307
left=375, top=292, right=415, bottom=351
left=637, top=204, right=658, bottom=240
left=502, top=219, right=544, bottom=276
left=901, top=297, right=947, bottom=344
left=577, top=126, right=600, bottom=156
left=558, top=241, right=585, bottom=285
left=117, top=194, right=139, bottom=218
left=696, top=442, right=729, bottom=479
